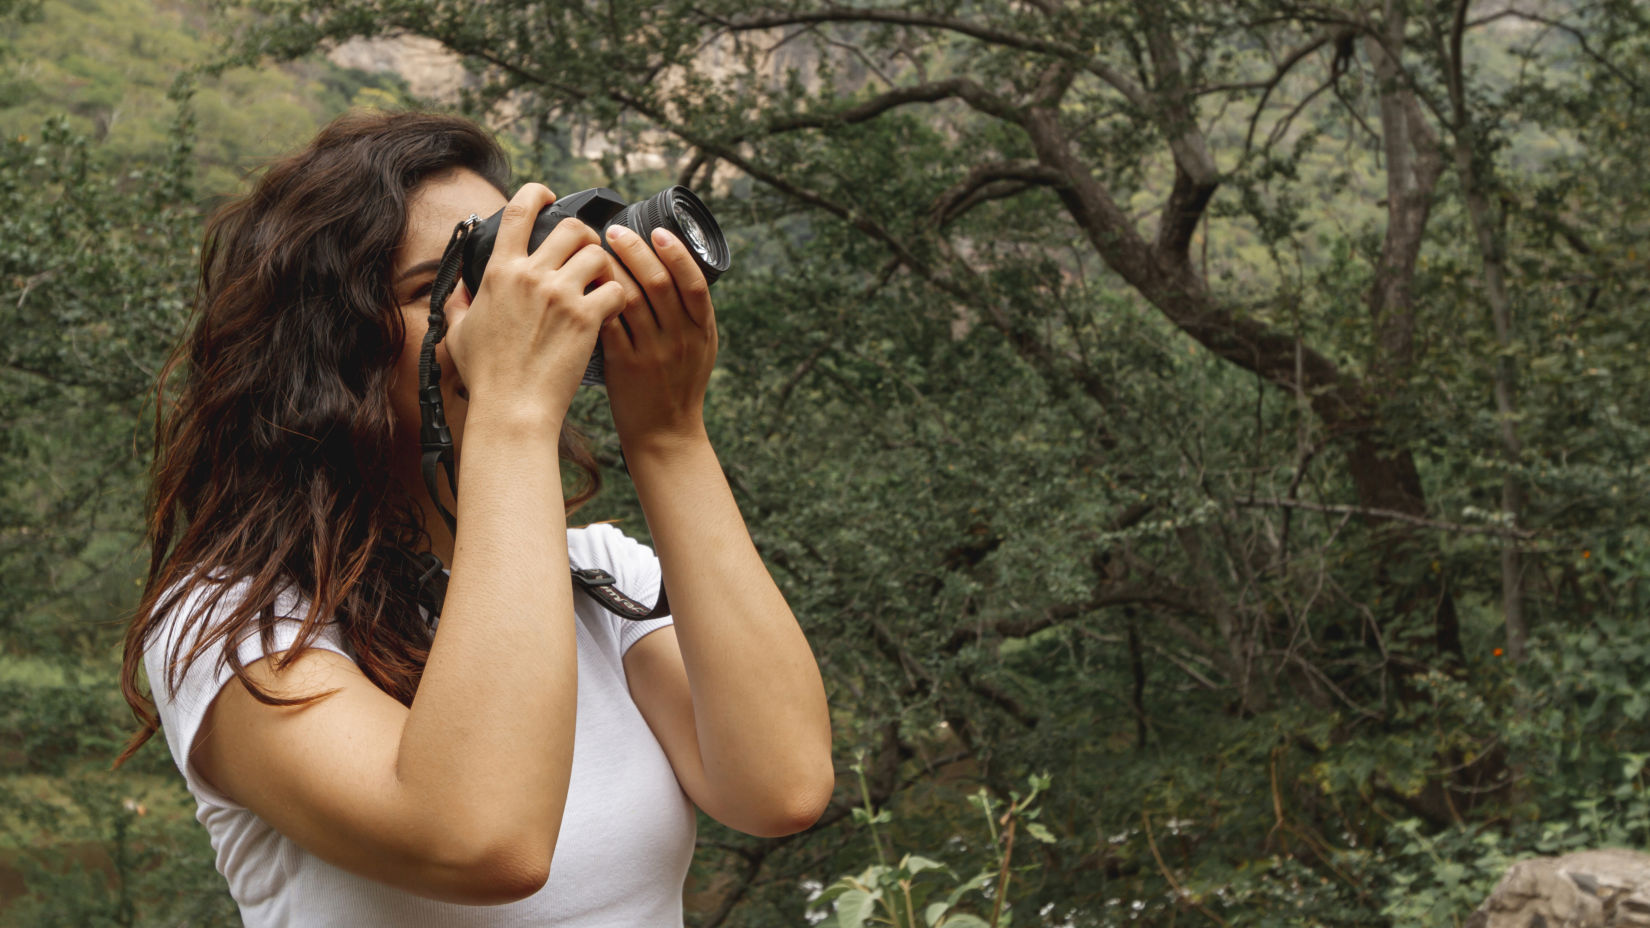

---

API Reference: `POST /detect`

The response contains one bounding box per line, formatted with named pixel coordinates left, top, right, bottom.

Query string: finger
left=585, top=279, right=627, bottom=320
left=599, top=308, right=635, bottom=354
left=441, top=311, right=465, bottom=358
left=531, top=217, right=603, bottom=271
left=605, top=251, right=649, bottom=319
left=650, top=228, right=712, bottom=329
left=560, top=243, right=616, bottom=293
left=606, top=226, right=681, bottom=332
left=494, top=183, right=556, bottom=259
left=439, top=313, right=471, bottom=388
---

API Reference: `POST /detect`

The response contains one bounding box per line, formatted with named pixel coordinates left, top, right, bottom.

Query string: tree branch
left=706, top=5, right=1154, bottom=110
left=1239, top=29, right=1354, bottom=157
left=1231, top=497, right=1536, bottom=539
left=1196, top=28, right=1346, bottom=97
left=764, top=76, right=1022, bottom=132
left=1466, top=8, right=1644, bottom=95
left=1133, top=1, right=1219, bottom=258
left=1364, top=5, right=1444, bottom=378
left=927, top=159, right=1069, bottom=227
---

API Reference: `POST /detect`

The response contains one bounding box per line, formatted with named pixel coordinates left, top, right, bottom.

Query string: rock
left=327, top=36, right=473, bottom=104
left=1466, top=849, right=1650, bottom=927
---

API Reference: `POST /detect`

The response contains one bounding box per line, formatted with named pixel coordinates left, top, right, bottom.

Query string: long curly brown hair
left=117, top=110, right=600, bottom=766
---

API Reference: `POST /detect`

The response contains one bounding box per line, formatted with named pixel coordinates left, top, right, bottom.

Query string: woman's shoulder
left=143, top=570, right=348, bottom=698
left=566, top=522, right=671, bottom=652
left=141, top=570, right=353, bottom=811
left=148, top=571, right=299, bottom=651
left=566, top=521, right=658, bottom=582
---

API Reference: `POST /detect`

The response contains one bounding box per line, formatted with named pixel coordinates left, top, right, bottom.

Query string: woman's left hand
left=600, top=226, right=718, bottom=455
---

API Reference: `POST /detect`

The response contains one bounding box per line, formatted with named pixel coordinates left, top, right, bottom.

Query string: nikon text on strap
left=415, top=214, right=669, bottom=624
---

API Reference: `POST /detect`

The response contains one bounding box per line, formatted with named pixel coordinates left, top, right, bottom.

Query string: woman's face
left=387, top=168, right=509, bottom=541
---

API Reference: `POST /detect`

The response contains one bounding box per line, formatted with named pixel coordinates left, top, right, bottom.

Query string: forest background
left=2, top=0, right=1648, bottom=924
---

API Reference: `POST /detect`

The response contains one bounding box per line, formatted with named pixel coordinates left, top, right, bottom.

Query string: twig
left=1231, top=497, right=1536, bottom=539
left=15, top=269, right=55, bottom=307
left=990, top=813, right=1017, bottom=927
left=1142, top=811, right=1232, bottom=927
left=1465, top=8, right=1643, bottom=95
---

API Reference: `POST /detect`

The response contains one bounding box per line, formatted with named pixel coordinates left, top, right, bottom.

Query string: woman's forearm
left=393, top=404, right=579, bottom=873
left=626, top=428, right=833, bottom=819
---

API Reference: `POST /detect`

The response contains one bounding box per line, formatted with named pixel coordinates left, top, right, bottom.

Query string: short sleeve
left=568, top=523, right=674, bottom=655
left=142, top=577, right=352, bottom=810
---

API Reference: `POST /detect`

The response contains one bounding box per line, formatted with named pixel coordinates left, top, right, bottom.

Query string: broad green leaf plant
left=817, top=757, right=1055, bottom=928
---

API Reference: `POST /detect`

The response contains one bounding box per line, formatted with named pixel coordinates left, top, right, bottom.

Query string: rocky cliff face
left=325, top=30, right=823, bottom=178
left=1468, top=849, right=1650, bottom=928
left=328, top=36, right=473, bottom=104
left=328, top=26, right=836, bottom=104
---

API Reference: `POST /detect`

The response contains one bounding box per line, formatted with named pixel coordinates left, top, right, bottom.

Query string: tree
left=0, top=109, right=196, bottom=656
left=0, top=104, right=248, bottom=925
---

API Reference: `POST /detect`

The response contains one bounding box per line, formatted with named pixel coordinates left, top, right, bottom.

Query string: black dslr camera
left=459, top=186, right=731, bottom=385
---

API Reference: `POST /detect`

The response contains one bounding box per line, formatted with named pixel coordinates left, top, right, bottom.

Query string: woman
left=117, top=110, right=834, bottom=925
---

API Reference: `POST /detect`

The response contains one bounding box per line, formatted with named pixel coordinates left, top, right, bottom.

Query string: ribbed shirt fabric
left=144, top=523, right=695, bottom=926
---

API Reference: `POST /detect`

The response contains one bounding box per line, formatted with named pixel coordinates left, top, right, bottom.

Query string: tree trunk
left=1446, top=0, right=1527, bottom=662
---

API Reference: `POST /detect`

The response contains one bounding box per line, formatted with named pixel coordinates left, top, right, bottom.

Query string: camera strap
left=416, top=215, right=475, bottom=539
left=414, top=214, right=670, bottom=625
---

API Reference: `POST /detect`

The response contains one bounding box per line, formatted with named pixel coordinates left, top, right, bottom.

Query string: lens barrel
left=607, top=187, right=731, bottom=285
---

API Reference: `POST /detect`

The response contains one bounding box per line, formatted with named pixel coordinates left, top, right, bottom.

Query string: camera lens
left=610, top=186, right=730, bottom=285
left=678, top=212, right=708, bottom=257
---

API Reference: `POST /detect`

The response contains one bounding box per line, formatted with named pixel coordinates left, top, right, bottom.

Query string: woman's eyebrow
left=394, top=259, right=441, bottom=285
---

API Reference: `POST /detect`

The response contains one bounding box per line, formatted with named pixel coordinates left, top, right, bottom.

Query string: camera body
left=460, top=186, right=730, bottom=385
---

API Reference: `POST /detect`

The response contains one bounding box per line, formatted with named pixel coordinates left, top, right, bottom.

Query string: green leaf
left=835, top=889, right=878, bottom=928
left=947, top=872, right=994, bottom=908
left=904, top=854, right=948, bottom=875
left=1025, top=822, right=1057, bottom=844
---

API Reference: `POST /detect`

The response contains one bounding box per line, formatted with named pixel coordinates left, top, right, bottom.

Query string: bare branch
left=1363, top=5, right=1445, bottom=378
left=936, top=180, right=1037, bottom=226
left=1231, top=497, right=1536, bottom=539
left=705, top=6, right=1153, bottom=110
left=1247, top=66, right=1339, bottom=158
left=927, top=159, right=1069, bottom=227
left=1144, top=811, right=1234, bottom=927
left=800, top=22, right=900, bottom=88
left=765, top=76, right=1022, bottom=132
left=1196, top=29, right=1345, bottom=97
left=1466, top=8, right=1644, bottom=94
left=1133, top=1, right=1219, bottom=257
left=675, top=148, right=711, bottom=189
left=1145, top=640, right=1224, bottom=690
left=1237, top=28, right=1354, bottom=157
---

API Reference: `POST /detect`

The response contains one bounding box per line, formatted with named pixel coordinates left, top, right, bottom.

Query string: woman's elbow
left=777, top=789, right=833, bottom=836
left=416, top=829, right=552, bottom=905
left=463, top=843, right=552, bottom=904
left=751, top=763, right=837, bottom=837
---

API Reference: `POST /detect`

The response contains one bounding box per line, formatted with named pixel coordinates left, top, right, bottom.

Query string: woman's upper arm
left=191, top=648, right=548, bottom=904
left=622, top=628, right=716, bottom=809
left=624, top=627, right=825, bottom=837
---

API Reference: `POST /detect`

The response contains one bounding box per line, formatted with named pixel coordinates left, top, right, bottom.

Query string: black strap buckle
left=570, top=563, right=670, bottom=621
left=572, top=567, right=616, bottom=586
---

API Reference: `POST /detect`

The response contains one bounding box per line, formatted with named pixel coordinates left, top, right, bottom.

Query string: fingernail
left=607, top=226, right=631, bottom=242
left=652, top=228, right=675, bottom=248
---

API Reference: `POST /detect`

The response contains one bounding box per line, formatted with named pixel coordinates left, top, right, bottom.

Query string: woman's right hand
left=443, top=183, right=625, bottom=426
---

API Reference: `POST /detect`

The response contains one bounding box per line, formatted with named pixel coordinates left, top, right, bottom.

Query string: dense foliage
left=2, top=0, right=1649, bottom=924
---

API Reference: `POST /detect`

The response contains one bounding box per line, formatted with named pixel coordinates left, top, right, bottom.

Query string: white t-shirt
left=144, top=523, right=696, bottom=927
